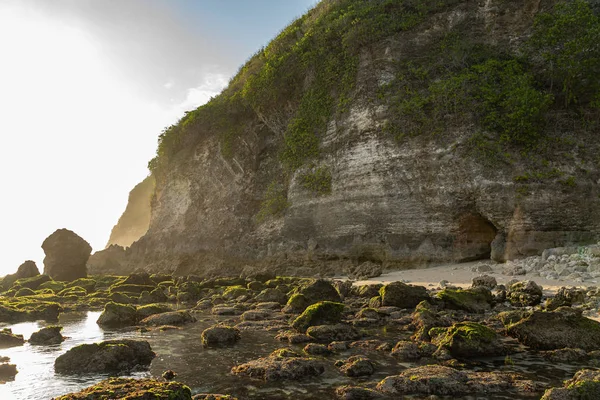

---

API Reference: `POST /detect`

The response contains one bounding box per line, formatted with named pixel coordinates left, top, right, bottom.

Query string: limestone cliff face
left=106, top=176, right=155, bottom=248
left=120, top=0, right=600, bottom=276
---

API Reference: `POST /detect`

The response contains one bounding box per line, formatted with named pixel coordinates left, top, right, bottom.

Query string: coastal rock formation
left=42, top=229, right=91, bottom=281
left=53, top=378, right=191, bottom=400
left=106, top=175, right=155, bottom=248
left=103, top=0, right=600, bottom=277
left=1, top=260, right=39, bottom=290
left=29, top=326, right=65, bottom=345
left=54, top=339, right=155, bottom=374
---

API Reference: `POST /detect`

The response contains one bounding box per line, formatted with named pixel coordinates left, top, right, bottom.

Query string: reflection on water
left=0, top=311, right=591, bottom=399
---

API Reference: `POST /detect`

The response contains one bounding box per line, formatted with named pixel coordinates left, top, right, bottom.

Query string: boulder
left=436, top=287, right=492, bottom=313
left=335, top=386, right=384, bottom=400
left=136, top=304, right=173, bottom=320
left=231, top=350, right=324, bottom=381
left=1, top=260, right=40, bottom=289
left=0, top=329, right=24, bottom=348
left=255, top=288, right=287, bottom=304
left=379, top=282, right=429, bottom=308
left=377, top=365, right=535, bottom=396
left=431, top=322, right=507, bottom=358
left=29, top=326, right=65, bottom=345
left=507, top=307, right=600, bottom=351
left=410, top=300, right=451, bottom=341
left=140, top=311, right=196, bottom=326
left=201, top=325, right=240, bottom=347
left=96, top=302, right=137, bottom=327
left=303, top=343, right=332, bottom=356
left=306, top=324, right=361, bottom=342
left=336, top=356, right=375, bottom=377
left=546, top=286, right=586, bottom=311
left=541, top=369, right=600, bottom=399
left=297, top=279, right=341, bottom=305
left=507, top=281, right=543, bottom=307
left=0, top=363, right=17, bottom=382
left=346, top=262, right=383, bottom=280
left=292, top=301, right=345, bottom=332
left=471, top=275, right=497, bottom=290
left=52, top=377, right=191, bottom=399
left=351, top=284, right=383, bottom=298
left=42, top=229, right=91, bottom=281
left=54, top=339, right=155, bottom=374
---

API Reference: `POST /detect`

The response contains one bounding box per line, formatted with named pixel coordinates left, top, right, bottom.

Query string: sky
left=0, top=0, right=316, bottom=276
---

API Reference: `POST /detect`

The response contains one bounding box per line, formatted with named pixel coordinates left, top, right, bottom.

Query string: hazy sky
left=0, top=0, right=315, bottom=276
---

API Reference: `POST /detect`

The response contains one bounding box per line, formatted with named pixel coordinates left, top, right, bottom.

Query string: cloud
left=177, top=73, right=229, bottom=111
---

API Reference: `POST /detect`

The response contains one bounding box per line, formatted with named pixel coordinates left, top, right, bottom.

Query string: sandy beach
left=355, top=260, right=598, bottom=293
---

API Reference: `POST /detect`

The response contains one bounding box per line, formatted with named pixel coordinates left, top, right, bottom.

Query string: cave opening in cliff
left=454, top=213, right=498, bottom=262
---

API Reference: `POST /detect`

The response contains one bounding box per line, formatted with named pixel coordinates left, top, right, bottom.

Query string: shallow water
left=0, top=311, right=591, bottom=399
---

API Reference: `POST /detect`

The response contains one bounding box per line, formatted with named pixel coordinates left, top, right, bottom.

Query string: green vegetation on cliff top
left=148, top=0, right=600, bottom=216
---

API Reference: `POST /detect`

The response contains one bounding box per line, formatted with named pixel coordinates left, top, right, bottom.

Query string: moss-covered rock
left=379, top=282, right=429, bottom=309
left=54, top=339, right=155, bottom=374
left=541, top=369, right=600, bottom=400
left=201, top=325, right=241, bottom=347
left=140, top=310, right=195, bottom=326
left=222, top=285, right=250, bottom=300
left=284, top=293, right=310, bottom=313
left=96, top=302, right=137, bottom=327
left=436, top=287, right=492, bottom=313
left=13, top=274, right=52, bottom=290
left=14, top=287, right=36, bottom=297
left=136, top=303, right=172, bottom=320
left=296, top=279, right=341, bottom=305
left=256, top=288, right=287, bottom=304
left=292, top=301, right=345, bottom=332
left=507, top=307, right=600, bottom=351
left=58, top=286, right=87, bottom=297
left=109, top=283, right=155, bottom=295
left=0, top=328, right=24, bottom=348
left=432, top=322, right=506, bottom=358
left=66, top=278, right=96, bottom=293
left=0, top=298, right=61, bottom=323
left=53, top=377, right=191, bottom=400
left=38, top=280, right=67, bottom=292
left=29, top=325, right=65, bottom=345
left=507, top=280, right=543, bottom=307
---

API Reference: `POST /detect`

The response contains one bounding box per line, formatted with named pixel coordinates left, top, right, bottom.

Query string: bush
left=529, top=0, right=600, bottom=107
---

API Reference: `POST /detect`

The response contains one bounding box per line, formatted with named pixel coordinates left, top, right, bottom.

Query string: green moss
left=434, top=322, right=500, bottom=358
left=436, top=287, right=492, bottom=313
left=66, top=278, right=96, bottom=293
left=291, top=301, right=345, bottom=332
left=285, top=293, right=310, bottom=313
left=222, top=285, right=250, bottom=300
left=58, top=286, right=87, bottom=297
left=568, top=380, right=600, bottom=399
left=109, top=284, right=155, bottom=295
left=13, top=275, right=51, bottom=290
left=38, top=280, right=66, bottom=292
left=14, top=287, right=35, bottom=297
left=257, top=181, right=290, bottom=221
left=136, top=304, right=172, bottom=320
left=299, top=166, right=332, bottom=195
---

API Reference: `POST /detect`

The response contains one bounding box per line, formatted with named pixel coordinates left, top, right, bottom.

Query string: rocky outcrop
left=1, top=260, right=39, bottom=290
left=42, top=229, right=91, bottom=281
left=0, top=329, right=24, bottom=348
left=54, top=339, right=155, bottom=374
left=53, top=377, right=191, bottom=400
left=201, top=325, right=241, bottom=347
left=106, top=175, right=155, bottom=248
left=507, top=307, right=600, bottom=351
left=29, top=326, right=65, bottom=345
left=87, top=244, right=127, bottom=275
left=541, top=369, right=600, bottom=400
left=231, top=349, right=324, bottom=381
left=110, top=0, right=600, bottom=277
left=377, top=365, right=535, bottom=396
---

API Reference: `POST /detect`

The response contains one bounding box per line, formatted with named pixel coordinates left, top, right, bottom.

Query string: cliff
left=115, top=0, right=600, bottom=276
left=106, top=175, right=155, bottom=248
